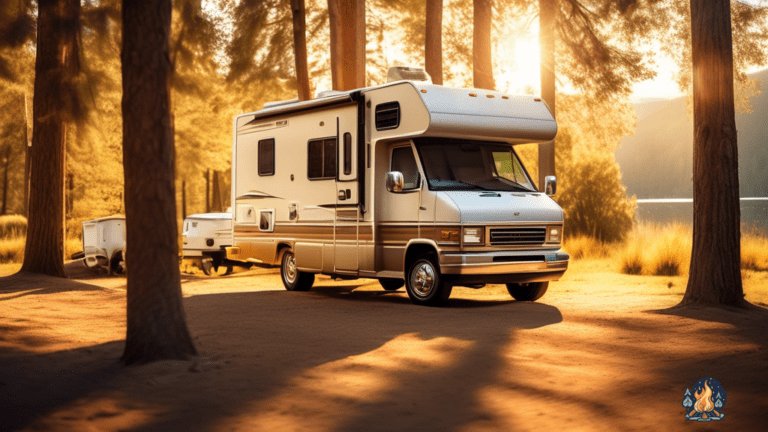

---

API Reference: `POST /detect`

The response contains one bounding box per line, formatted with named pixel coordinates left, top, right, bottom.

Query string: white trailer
left=227, top=67, right=569, bottom=305
left=182, top=212, right=235, bottom=275
left=81, top=216, right=126, bottom=275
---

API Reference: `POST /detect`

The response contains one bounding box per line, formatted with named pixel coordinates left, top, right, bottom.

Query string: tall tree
left=681, top=0, right=744, bottom=307
left=473, top=0, right=494, bottom=89
left=328, top=0, right=365, bottom=90
left=291, top=0, right=312, bottom=100
left=425, top=0, right=443, bottom=85
left=121, top=0, right=196, bottom=364
left=21, top=0, right=82, bottom=277
left=538, top=0, right=556, bottom=191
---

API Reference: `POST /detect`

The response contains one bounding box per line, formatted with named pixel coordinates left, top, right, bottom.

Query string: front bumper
left=439, top=250, right=569, bottom=284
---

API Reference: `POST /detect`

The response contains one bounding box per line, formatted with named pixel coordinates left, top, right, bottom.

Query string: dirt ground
left=1, top=259, right=767, bottom=432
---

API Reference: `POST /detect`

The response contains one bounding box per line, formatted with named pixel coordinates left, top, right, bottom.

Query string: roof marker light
left=486, top=94, right=494, bottom=98
left=502, top=95, right=509, bottom=100
left=469, top=93, right=477, bottom=97
left=534, top=97, right=542, bottom=101
left=420, top=89, right=427, bottom=93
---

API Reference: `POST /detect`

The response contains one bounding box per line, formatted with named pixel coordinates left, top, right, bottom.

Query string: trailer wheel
left=505, top=282, right=549, bottom=301
left=201, top=257, right=214, bottom=276
left=379, top=278, right=404, bottom=291
left=405, top=253, right=452, bottom=306
left=281, top=248, right=314, bottom=291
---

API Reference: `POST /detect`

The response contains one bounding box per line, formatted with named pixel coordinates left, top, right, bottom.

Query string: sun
left=495, top=35, right=542, bottom=96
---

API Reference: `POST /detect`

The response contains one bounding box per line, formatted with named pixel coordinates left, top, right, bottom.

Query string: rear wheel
left=405, top=254, right=452, bottom=306
left=506, top=282, right=549, bottom=301
left=281, top=247, right=315, bottom=291
left=379, top=278, right=404, bottom=291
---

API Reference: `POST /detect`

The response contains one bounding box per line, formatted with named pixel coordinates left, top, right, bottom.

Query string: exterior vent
left=375, top=102, right=400, bottom=130
left=489, top=227, right=546, bottom=246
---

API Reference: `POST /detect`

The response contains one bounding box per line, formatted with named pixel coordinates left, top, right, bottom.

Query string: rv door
left=335, top=113, right=359, bottom=272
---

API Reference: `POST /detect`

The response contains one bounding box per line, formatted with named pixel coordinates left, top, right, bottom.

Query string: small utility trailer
left=80, top=215, right=127, bottom=275
left=182, top=212, right=237, bottom=275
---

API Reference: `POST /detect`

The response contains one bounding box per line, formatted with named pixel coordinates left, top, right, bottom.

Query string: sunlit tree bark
left=473, top=0, right=494, bottom=90
left=290, top=0, right=311, bottom=100
left=21, top=0, right=80, bottom=277
left=121, top=0, right=196, bottom=364
left=538, top=0, right=556, bottom=192
left=681, top=0, right=745, bottom=307
left=425, top=0, right=443, bottom=85
left=328, top=0, right=365, bottom=90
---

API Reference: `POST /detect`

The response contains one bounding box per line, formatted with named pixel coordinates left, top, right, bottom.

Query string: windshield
left=413, top=138, right=536, bottom=192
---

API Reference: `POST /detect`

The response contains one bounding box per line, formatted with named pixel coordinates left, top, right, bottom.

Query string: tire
left=201, top=257, right=213, bottom=276
left=506, top=282, right=549, bottom=301
left=405, top=253, right=452, bottom=306
left=280, top=247, right=315, bottom=291
left=379, top=278, right=404, bottom=291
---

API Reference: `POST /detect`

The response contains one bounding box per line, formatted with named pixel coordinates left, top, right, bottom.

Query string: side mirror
left=386, top=171, right=404, bottom=192
left=544, top=175, right=557, bottom=196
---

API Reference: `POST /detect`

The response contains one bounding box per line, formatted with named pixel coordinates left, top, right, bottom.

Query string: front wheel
left=281, top=248, right=315, bottom=291
left=405, top=254, right=452, bottom=306
left=506, top=282, right=549, bottom=301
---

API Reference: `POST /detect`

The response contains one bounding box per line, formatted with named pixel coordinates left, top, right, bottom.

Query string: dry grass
left=0, top=238, right=25, bottom=263
left=0, top=215, right=27, bottom=239
left=618, top=222, right=768, bottom=275
left=0, top=237, right=83, bottom=264
left=563, top=235, right=612, bottom=260
left=742, top=234, right=768, bottom=272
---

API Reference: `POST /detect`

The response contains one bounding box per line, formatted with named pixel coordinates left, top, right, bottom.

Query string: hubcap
left=411, top=262, right=436, bottom=297
left=285, top=253, right=297, bottom=284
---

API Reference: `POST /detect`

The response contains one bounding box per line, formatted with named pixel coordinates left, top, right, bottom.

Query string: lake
left=635, top=198, right=768, bottom=234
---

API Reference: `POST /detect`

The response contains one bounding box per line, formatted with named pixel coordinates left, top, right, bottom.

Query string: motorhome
left=227, top=67, right=569, bottom=305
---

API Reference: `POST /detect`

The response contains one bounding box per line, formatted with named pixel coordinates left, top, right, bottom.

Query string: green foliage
left=554, top=94, right=637, bottom=242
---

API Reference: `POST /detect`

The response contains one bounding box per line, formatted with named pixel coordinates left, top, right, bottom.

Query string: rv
left=227, top=67, right=569, bottom=305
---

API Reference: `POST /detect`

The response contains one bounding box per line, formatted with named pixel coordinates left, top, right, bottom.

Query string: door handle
left=338, top=190, right=347, bottom=200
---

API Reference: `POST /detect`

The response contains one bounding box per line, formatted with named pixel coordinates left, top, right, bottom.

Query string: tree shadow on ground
left=0, top=276, right=563, bottom=432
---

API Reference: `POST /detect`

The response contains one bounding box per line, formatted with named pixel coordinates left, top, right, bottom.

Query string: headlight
left=463, top=227, right=484, bottom=244
left=548, top=226, right=561, bottom=243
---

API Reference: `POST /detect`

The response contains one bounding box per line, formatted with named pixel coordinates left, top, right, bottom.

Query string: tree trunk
left=121, top=0, right=196, bottom=364
left=1, top=146, right=9, bottom=215
left=212, top=170, right=223, bottom=212
left=328, top=0, right=365, bottom=90
left=473, top=0, right=494, bottom=90
left=538, top=0, right=556, bottom=192
left=23, top=92, right=30, bottom=218
left=291, top=0, right=312, bottom=101
left=681, top=0, right=745, bottom=307
left=21, top=0, right=79, bottom=277
left=182, top=180, right=187, bottom=220
left=204, top=169, right=210, bottom=213
left=425, top=0, right=443, bottom=85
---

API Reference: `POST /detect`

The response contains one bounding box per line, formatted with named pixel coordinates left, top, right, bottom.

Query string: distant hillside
left=617, top=68, right=768, bottom=199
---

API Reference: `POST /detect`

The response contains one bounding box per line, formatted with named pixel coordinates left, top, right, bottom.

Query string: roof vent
left=375, top=102, right=400, bottom=131
left=386, top=66, right=432, bottom=84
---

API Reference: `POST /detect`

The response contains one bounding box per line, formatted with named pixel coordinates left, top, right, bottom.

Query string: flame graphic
left=694, top=380, right=715, bottom=413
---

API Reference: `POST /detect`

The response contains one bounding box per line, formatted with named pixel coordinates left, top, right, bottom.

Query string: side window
left=258, top=138, right=275, bottom=176
left=391, top=146, right=420, bottom=190
left=308, top=138, right=337, bottom=180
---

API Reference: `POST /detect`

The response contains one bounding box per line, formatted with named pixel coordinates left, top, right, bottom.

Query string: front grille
left=489, top=227, right=546, bottom=245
